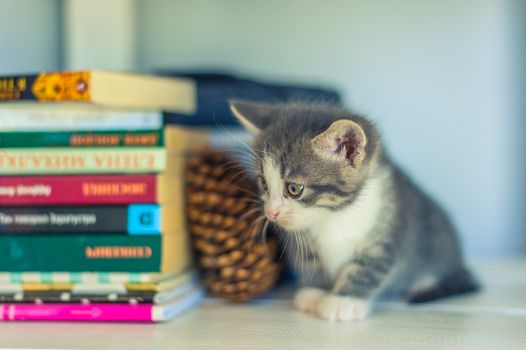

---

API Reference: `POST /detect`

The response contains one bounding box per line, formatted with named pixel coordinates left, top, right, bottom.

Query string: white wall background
left=62, top=0, right=136, bottom=70
left=516, top=0, right=526, bottom=254
left=0, top=0, right=523, bottom=256
left=137, top=0, right=524, bottom=256
left=0, top=0, right=61, bottom=74
left=511, top=0, right=526, bottom=255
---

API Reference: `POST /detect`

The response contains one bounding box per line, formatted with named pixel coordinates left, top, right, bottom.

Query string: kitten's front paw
left=293, top=287, right=327, bottom=314
left=316, top=295, right=371, bottom=321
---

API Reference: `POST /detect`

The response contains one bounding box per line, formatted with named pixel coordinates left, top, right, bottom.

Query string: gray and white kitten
left=230, top=101, right=478, bottom=321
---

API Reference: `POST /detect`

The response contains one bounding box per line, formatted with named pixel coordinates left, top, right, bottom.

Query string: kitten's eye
left=286, top=182, right=304, bottom=198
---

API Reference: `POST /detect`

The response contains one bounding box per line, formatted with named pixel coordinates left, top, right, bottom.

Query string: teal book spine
left=0, top=130, right=163, bottom=148
left=0, top=235, right=162, bottom=272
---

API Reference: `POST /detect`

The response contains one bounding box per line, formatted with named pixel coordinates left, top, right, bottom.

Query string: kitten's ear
left=312, top=119, right=368, bottom=167
left=229, top=100, right=276, bottom=134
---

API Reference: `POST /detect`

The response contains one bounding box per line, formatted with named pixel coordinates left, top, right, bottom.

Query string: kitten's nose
left=265, top=208, right=280, bottom=221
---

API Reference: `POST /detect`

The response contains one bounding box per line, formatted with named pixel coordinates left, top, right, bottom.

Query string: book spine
left=0, top=205, right=160, bottom=235
left=0, top=291, right=155, bottom=304
left=0, top=282, right=74, bottom=293
left=0, top=130, right=163, bottom=148
left=0, top=235, right=162, bottom=272
left=0, top=271, right=195, bottom=293
left=0, top=72, right=91, bottom=102
left=0, top=272, right=169, bottom=284
left=0, top=174, right=159, bottom=205
left=0, top=304, right=154, bottom=322
left=0, top=147, right=166, bottom=175
left=153, top=288, right=203, bottom=321
left=0, top=110, right=162, bottom=131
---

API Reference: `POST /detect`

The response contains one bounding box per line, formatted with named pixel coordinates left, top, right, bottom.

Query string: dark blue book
left=0, top=205, right=161, bottom=235
left=160, top=72, right=341, bottom=126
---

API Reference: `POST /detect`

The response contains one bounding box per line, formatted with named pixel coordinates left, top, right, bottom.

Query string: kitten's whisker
left=294, top=231, right=301, bottom=274
left=224, top=208, right=264, bottom=242
left=236, top=207, right=263, bottom=222
left=240, top=142, right=279, bottom=167
left=221, top=142, right=259, bottom=164
left=241, top=215, right=265, bottom=242
left=223, top=167, right=256, bottom=179
left=235, top=198, right=263, bottom=204
left=236, top=141, right=261, bottom=155
left=260, top=219, right=270, bottom=243
left=301, top=232, right=308, bottom=277
left=297, top=231, right=304, bottom=275
left=291, top=233, right=299, bottom=275
left=228, top=169, right=257, bottom=184
left=305, top=232, right=318, bottom=283
left=241, top=219, right=257, bottom=241
left=210, top=118, right=257, bottom=157
left=227, top=153, right=257, bottom=167
left=279, top=234, right=290, bottom=260
left=230, top=185, right=260, bottom=199
left=230, top=148, right=257, bottom=159
left=230, top=137, right=257, bottom=154
left=306, top=234, right=329, bottom=284
left=220, top=180, right=260, bottom=199
left=295, top=230, right=305, bottom=276
left=213, top=160, right=255, bottom=175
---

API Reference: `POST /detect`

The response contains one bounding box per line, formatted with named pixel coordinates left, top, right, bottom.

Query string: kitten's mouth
left=264, top=211, right=303, bottom=230
left=269, top=217, right=299, bottom=230
left=265, top=216, right=290, bottom=227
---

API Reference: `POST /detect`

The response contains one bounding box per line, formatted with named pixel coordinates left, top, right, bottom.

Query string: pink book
left=0, top=174, right=159, bottom=205
left=0, top=288, right=202, bottom=322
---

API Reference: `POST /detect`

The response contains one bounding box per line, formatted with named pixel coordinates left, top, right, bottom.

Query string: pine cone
left=186, top=148, right=281, bottom=302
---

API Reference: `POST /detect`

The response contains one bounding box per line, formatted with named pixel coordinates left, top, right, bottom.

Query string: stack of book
left=0, top=70, right=208, bottom=322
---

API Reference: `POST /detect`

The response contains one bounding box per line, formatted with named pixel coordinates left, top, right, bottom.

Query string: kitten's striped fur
left=230, top=101, right=478, bottom=321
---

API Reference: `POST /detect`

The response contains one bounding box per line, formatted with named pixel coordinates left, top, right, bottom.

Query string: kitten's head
left=230, top=101, right=383, bottom=232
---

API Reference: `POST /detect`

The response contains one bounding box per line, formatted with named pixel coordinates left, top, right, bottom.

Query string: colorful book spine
left=0, top=205, right=160, bottom=235
left=0, top=109, right=162, bottom=131
left=0, top=147, right=166, bottom=175
left=0, top=291, right=156, bottom=304
left=0, top=174, right=168, bottom=205
left=0, top=270, right=196, bottom=294
left=0, top=130, right=163, bottom=148
left=0, top=276, right=198, bottom=305
left=0, top=71, right=91, bottom=102
left=0, top=71, right=196, bottom=114
left=0, top=271, right=173, bottom=284
left=0, top=288, right=203, bottom=322
left=0, top=235, right=162, bottom=272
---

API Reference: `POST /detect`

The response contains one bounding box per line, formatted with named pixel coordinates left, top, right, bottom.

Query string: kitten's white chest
left=309, top=174, right=385, bottom=279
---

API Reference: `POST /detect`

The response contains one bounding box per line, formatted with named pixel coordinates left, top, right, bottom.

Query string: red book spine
left=0, top=175, right=157, bottom=205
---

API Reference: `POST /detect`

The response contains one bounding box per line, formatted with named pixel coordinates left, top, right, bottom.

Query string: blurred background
left=0, top=0, right=524, bottom=257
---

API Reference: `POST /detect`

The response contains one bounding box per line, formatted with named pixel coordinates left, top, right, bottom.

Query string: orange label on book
left=31, top=71, right=91, bottom=102
left=85, top=246, right=153, bottom=259
left=82, top=182, right=149, bottom=197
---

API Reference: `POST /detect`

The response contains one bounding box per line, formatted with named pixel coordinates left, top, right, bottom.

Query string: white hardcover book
left=0, top=103, right=162, bottom=130
left=152, top=288, right=204, bottom=322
